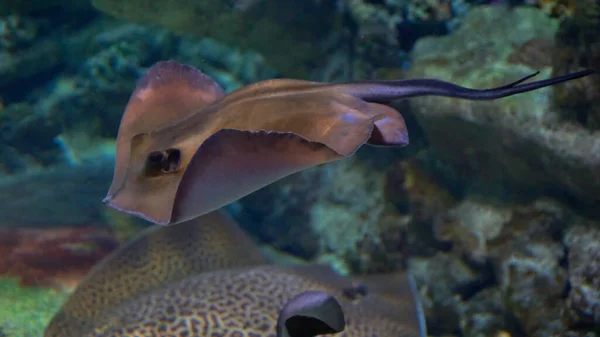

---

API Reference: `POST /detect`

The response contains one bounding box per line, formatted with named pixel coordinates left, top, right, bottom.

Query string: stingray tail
left=338, top=69, right=595, bottom=103
left=353, top=272, right=428, bottom=337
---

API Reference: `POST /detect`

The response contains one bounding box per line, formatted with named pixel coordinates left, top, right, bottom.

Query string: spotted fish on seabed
left=44, top=210, right=427, bottom=337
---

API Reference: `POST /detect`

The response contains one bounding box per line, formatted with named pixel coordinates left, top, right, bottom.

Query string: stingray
left=44, top=210, right=427, bottom=337
left=102, top=60, right=594, bottom=225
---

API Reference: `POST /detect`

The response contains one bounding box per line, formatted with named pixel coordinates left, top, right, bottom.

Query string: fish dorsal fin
left=44, top=210, right=268, bottom=336
left=107, top=60, right=225, bottom=202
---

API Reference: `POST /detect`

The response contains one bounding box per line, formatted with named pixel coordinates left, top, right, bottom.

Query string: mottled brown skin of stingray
left=60, top=265, right=422, bottom=337
left=102, top=60, right=594, bottom=225
left=44, top=210, right=425, bottom=337
left=44, top=210, right=269, bottom=336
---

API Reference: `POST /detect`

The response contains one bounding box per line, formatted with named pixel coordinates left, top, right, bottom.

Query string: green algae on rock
left=0, top=278, right=68, bottom=337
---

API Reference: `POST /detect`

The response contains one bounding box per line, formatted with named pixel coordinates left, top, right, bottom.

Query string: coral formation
left=0, top=18, right=278, bottom=173
left=402, top=168, right=600, bottom=337
left=435, top=199, right=512, bottom=263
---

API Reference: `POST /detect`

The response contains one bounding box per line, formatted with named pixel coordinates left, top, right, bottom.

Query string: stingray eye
left=145, top=151, right=166, bottom=175
left=162, top=148, right=181, bottom=172
left=145, top=149, right=182, bottom=175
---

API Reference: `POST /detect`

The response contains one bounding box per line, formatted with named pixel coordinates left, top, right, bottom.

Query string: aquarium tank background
left=0, top=0, right=599, bottom=336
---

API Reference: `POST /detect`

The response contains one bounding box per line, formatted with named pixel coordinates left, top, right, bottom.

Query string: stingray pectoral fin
left=277, top=290, right=345, bottom=337
left=365, top=102, right=409, bottom=147
left=171, top=129, right=343, bottom=225
left=107, top=60, right=226, bottom=205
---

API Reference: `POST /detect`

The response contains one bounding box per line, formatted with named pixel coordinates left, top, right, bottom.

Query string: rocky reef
left=88, top=0, right=336, bottom=78
left=552, top=0, right=600, bottom=129
left=406, top=5, right=600, bottom=218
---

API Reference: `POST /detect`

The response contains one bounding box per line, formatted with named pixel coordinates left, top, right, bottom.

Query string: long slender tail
left=337, top=69, right=595, bottom=103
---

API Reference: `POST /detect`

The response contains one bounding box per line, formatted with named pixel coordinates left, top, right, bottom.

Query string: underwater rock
left=235, top=152, right=407, bottom=272
left=482, top=199, right=571, bottom=337
left=343, top=0, right=467, bottom=67
left=235, top=151, right=408, bottom=269
left=427, top=194, right=575, bottom=336
left=177, top=37, right=279, bottom=92
left=459, top=288, right=513, bottom=337
left=0, top=102, right=61, bottom=171
left=552, top=0, right=600, bottom=130
left=434, top=199, right=512, bottom=263
left=0, top=37, right=63, bottom=88
left=564, top=224, right=600, bottom=325
left=408, top=252, right=479, bottom=334
left=394, top=165, right=582, bottom=337
left=0, top=15, right=37, bottom=50
left=405, top=5, right=600, bottom=217
left=496, top=239, right=568, bottom=337
left=383, top=159, right=457, bottom=258
left=0, top=158, right=114, bottom=227
left=234, top=165, right=324, bottom=260
left=89, top=0, right=336, bottom=78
